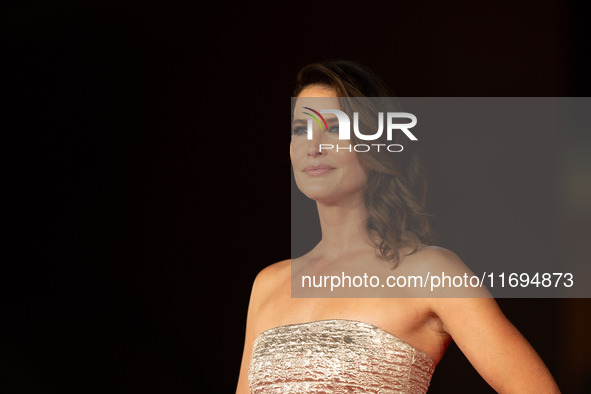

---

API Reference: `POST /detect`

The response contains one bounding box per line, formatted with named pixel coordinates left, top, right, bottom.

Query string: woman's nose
left=307, top=134, right=327, bottom=157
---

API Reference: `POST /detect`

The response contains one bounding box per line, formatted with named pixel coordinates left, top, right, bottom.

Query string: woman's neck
left=314, top=196, right=373, bottom=259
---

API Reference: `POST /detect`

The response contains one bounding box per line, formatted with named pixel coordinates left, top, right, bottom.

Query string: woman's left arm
left=427, top=250, right=560, bottom=393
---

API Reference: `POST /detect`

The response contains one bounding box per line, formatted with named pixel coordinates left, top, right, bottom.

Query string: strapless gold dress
left=248, top=319, right=435, bottom=393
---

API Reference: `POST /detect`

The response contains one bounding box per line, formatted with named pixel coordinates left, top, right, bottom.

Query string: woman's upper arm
left=427, top=250, right=560, bottom=393
left=236, top=263, right=282, bottom=393
left=236, top=272, right=263, bottom=393
left=235, top=280, right=257, bottom=393
left=433, top=297, right=559, bottom=393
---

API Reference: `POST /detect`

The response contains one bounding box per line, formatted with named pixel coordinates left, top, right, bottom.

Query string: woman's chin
left=302, top=191, right=340, bottom=205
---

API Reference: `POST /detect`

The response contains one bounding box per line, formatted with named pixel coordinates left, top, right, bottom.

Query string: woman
left=236, top=60, right=560, bottom=393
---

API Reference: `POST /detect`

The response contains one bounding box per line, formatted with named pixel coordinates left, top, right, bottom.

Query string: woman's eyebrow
left=292, top=117, right=339, bottom=124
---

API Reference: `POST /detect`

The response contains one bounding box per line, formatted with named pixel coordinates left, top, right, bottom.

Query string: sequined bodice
left=248, top=319, right=435, bottom=393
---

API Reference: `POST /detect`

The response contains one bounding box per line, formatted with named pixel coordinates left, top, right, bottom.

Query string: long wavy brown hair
left=293, top=60, right=432, bottom=266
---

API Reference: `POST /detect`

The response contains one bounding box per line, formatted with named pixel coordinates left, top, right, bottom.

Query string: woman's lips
left=303, top=165, right=336, bottom=176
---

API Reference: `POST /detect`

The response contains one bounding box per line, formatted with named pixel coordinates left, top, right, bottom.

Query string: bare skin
left=236, top=86, right=560, bottom=393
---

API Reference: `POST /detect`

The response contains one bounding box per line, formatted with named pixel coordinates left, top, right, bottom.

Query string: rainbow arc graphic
left=302, top=107, right=328, bottom=131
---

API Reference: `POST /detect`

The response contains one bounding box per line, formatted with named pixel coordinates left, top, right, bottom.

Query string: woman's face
left=291, top=85, right=368, bottom=205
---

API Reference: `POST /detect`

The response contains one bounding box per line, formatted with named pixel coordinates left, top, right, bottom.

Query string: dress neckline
left=255, top=318, right=435, bottom=366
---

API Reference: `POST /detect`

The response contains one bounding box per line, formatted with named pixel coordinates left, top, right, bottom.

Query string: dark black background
left=2, top=1, right=590, bottom=393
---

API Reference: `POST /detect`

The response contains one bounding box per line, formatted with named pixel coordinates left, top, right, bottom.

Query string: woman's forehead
left=294, top=95, right=341, bottom=118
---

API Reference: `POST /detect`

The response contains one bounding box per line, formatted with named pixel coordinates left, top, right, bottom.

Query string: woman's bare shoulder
left=255, top=259, right=291, bottom=282
left=400, top=245, right=469, bottom=274
left=250, top=260, right=291, bottom=301
left=397, top=245, right=490, bottom=298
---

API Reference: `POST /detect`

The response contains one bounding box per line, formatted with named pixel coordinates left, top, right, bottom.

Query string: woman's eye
left=291, top=127, right=308, bottom=136
left=328, top=126, right=339, bottom=134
